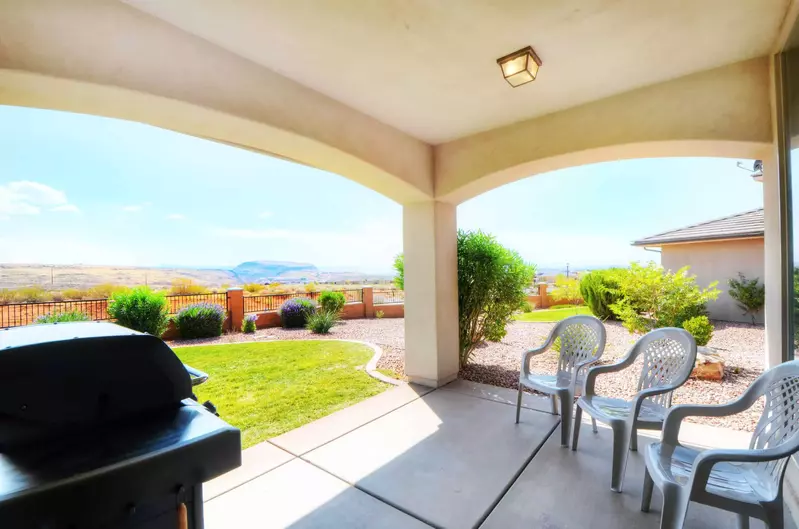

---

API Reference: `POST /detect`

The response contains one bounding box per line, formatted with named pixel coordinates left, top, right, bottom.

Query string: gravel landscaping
left=169, top=317, right=766, bottom=432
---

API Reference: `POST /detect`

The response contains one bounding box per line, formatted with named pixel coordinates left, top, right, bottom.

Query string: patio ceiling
left=123, top=0, right=789, bottom=144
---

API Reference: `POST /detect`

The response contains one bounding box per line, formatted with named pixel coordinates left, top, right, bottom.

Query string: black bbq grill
left=0, top=322, right=241, bottom=529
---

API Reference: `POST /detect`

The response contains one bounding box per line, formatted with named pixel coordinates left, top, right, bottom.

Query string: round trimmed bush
left=279, top=298, right=316, bottom=328
left=682, top=315, right=714, bottom=346
left=34, top=310, right=91, bottom=324
left=243, top=314, right=257, bottom=334
left=319, top=290, right=346, bottom=315
left=108, top=287, right=169, bottom=336
left=174, top=302, right=226, bottom=339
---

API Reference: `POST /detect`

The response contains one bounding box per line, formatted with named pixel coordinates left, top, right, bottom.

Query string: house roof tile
left=632, top=208, right=764, bottom=246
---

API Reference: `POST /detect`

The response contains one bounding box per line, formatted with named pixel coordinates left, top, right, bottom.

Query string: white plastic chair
left=642, top=360, right=799, bottom=529
left=573, top=328, right=696, bottom=492
left=516, top=315, right=606, bottom=447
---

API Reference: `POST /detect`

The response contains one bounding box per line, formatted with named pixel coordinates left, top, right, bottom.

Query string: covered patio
left=202, top=380, right=779, bottom=529
left=3, top=0, right=799, bottom=527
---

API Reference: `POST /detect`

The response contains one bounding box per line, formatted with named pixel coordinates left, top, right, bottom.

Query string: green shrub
left=319, top=290, right=346, bottom=315
left=375, top=310, right=385, bottom=319
left=579, top=269, right=623, bottom=320
left=393, top=232, right=536, bottom=367
left=242, top=314, right=257, bottom=334
left=392, top=254, right=405, bottom=290
left=107, top=287, right=169, bottom=336
left=727, top=273, right=765, bottom=325
left=306, top=310, right=337, bottom=334
left=456, top=231, right=536, bottom=366
left=279, top=298, right=316, bottom=328
left=174, top=302, right=226, bottom=339
left=682, top=315, right=714, bottom=346
left=34, top=310, right=91, bottom=324
left=521, top=301, right=534, bottom=313
left=16, top=285, right=49, bottom=302
left=609, top=263, right=719, bottom=333
left=550, top=275, right=582, bottom=305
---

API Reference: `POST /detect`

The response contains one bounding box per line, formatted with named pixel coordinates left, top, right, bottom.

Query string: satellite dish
left=736, top=160, right=763, bottom=181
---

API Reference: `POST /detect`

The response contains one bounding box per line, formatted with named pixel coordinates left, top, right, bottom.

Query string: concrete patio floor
left=203, top=380, right=791, bottom=529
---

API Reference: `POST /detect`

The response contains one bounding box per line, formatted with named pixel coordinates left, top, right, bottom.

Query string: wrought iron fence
left=0, top=293, right=229, bottom=329
left=0, top=298, right=110, bottom=328
left=373, top=289, right=404, bottom=305
left=244, top=289, right=364, bottom=314
left=165, top=293, right=228, bottom=314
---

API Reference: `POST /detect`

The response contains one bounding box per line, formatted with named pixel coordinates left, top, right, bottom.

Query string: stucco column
left=362, top=287, right=375, bottom=318
left=762, top=158, right=784, bottom=369
left=403, top=201, right=460, bottom=387
left=226, top=288, right=244, bottom=332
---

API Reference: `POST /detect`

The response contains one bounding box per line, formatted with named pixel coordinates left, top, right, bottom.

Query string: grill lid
left=0, top=322, right=193, bottom=449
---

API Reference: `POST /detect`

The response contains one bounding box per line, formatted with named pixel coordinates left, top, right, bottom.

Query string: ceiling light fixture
left=497, top=46, right=542, bottom=87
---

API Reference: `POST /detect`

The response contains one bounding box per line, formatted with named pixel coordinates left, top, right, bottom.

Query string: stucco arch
left=0, top=70, right=433, bottom=205
left=435, top=58, right=773, bottom=204
left=0, top=0, right=433, bottom=205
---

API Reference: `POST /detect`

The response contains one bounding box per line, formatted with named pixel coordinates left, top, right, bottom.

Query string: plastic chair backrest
left=748, top=361, right=799, bottom=485
left=552, top=315, right=606, bottom=379
left=631, top=328, right=697, bottom=408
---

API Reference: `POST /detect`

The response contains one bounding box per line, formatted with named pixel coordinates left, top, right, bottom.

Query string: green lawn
left=514, top=305, right=592, bottom=322
left=174, top=340, right=389, bottom=448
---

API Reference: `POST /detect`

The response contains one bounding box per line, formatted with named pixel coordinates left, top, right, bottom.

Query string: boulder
left=691, top=346, right=725, bottom=381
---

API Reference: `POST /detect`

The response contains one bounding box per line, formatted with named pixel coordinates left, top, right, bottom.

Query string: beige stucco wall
left=435, top=57, right=773, bottom=204
left=660, top=238, right=765, bottom=324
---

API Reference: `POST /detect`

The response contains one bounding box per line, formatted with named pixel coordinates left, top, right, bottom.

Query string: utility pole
left=51, top=266, right=54, bottom=286
left=566, top=262, right=570, bottom=278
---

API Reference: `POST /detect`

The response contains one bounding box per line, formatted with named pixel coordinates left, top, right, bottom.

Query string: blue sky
left=0, top=105, right=764, bottom=274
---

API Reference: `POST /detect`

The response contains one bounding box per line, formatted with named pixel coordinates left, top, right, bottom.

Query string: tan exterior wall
left=660, top=238, right=765, bottom=324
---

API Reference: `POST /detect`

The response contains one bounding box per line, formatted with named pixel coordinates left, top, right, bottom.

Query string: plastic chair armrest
left=520, top=344, right=551, bottom=378
left=661, top=403, right=747, bottom=445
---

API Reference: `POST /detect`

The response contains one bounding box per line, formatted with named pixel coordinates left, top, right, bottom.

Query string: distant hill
left=0, top=264, right=237, bottom=290
left=232, top=261, right=318, bottom=282
left=0, top=260, right=389, bottom=290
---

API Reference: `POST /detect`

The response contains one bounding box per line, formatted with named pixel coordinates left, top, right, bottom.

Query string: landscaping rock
left=691, top=346, right=725, bottom=381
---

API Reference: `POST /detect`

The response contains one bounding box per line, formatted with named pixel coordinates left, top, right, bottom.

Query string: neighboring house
left=633, top=209, right=764, bottom=324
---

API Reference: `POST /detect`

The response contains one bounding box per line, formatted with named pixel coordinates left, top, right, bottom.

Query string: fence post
left=363, top=287, right=374, bottom=318
left=227, top=288, right=244, bottom=332
left=538, top=283, right=549, bottom=308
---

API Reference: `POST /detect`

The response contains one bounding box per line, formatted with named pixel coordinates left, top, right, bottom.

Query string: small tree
left=727, top=273, right=765, bottom=325
left=609, top=263, right=719, bottom=334
left=392, top=253, right=404, bottom=290
left=457, top=230, right=536, bottom=366
left=392, top=232, right=535, bottom=367
left=550, top=274, right=582, bottom=305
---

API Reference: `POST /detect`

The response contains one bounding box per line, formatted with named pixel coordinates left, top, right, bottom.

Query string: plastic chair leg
left=641, top=467, right=654, bottom=513
left=571, top=405, right=583, bottom=451
left=610, top=424, right=632, bottom=492
left=515, top=385, right=523, bottom=424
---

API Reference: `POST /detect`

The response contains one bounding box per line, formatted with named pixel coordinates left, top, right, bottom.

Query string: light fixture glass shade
left=497, top=47, right=541, bottom=87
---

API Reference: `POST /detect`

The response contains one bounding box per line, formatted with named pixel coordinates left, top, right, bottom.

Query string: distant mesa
left=232, top=261, right=318, bottom=283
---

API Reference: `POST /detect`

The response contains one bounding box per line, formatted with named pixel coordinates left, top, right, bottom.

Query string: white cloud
left=257, top=211, right=273, bottom=219
left=122, top=205, right=143, bottom=213
left=166, top=213, right=186, bottom=221
left=0, top=181, right=77, bottom=218
left=51, top=204, right=80, bottom=213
